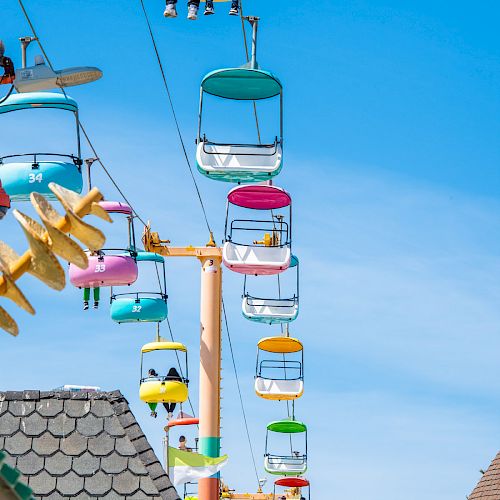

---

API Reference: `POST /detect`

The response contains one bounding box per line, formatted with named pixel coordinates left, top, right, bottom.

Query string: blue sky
left=1, top=0, right=500, bottom=498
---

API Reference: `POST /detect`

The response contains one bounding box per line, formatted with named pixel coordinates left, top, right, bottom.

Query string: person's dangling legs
left=83, top=288, right=90, bottom=311
left=93, top=287, right=100, bottom=310
left=229, top=0, right=239, bottom=15
left=164, top=0, right=178, bottom=17
left=187, top=0, right=200, bottom=20
left=204, top=0, right=214, bottom=16
left=148, top=402, right=158, bottom=418
left=163, top=402, right=177, bottom=419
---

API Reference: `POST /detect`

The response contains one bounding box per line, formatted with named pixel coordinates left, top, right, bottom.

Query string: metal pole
left=19, top=37, right=36, bottom=69
left=250, top=18, right=259, bottom=69
left=198, top=255, right=222, bottom=500
left=163, top=430, right=169, bottom=473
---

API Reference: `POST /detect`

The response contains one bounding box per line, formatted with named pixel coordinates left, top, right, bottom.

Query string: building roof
left=469, top=451, right=500, bottom=499
left=0, top=390, right=180, bottom=499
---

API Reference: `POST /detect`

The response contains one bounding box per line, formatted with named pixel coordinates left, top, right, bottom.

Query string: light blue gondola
left=197, top=56, right=283, bottom=183
left=110, top=251, right=168, bottom=324
left=0, top=92, right=83, bottom=201
left=242, top=256, right=299, bottom=324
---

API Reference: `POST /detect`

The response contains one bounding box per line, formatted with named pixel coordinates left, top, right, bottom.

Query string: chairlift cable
left=17, top=0, right=56, bottom=72
left=138, top=0, right=213, bottom=234
left=222, top=297, right=260, bottom=488
left=78, top=121, right=149, bottom=227
left=166, top=317, right=198, bottom=421
left=0, top=75, right=14, bottom=105
left=154, top=261, right=164, bottom=296
left=16, top=0, right=149, bottom=227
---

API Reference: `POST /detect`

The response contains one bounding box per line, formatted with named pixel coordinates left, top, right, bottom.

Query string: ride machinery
left=143, top=16, right=310, bottom=500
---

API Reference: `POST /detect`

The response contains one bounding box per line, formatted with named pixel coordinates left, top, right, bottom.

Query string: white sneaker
left=187, top=4, right=198, bottom=20
left=164, top=4, right=178, bottom=17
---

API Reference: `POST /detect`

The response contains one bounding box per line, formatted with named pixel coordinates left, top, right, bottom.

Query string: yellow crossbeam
left=142, top=223, right=222, bottom=260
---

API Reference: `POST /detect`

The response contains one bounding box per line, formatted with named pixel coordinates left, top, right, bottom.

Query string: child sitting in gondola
left=164, top=0, right=239, bottom=20
left=0, top=41, right=15, bottom=84
left=83, top=250, right=104, bottom=310
left=163, top=367, right=182, bottom=418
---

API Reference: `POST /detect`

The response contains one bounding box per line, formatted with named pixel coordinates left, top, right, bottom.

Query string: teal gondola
left=196, top=65, right=283, bottom=183
left=110, top=251, right=168, bottom=324
left=0, top=92, right=83, bottom=201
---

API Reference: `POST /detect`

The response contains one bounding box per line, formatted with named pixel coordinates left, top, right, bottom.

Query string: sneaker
left=229, top=2, right=239, bottom=15
left=187, top=4, right=198, bottom=20
left=204, top=1, right=214, bottom=15
left=93, top=301, right=99, bottom=310
left=83, top=301, right=89, bottom=311
left=164, top=3, right=178, bottom=17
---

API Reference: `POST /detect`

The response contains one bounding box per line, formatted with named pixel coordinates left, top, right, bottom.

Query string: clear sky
left=1, top=0, right=500, bottom=498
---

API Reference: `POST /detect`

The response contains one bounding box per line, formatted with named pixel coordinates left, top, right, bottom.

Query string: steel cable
left=138, top=0, right=212, bottom=234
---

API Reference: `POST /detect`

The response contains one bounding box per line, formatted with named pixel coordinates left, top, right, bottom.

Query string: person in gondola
left=163, top=366, right=182, bottom=418
left=0, top=41, right=15, bottom=84
left=164, top=0, right=239, bottom=20
left=83, top=250, right=104, bottom=310
left=178, top=435, right=192, bottom=452
left=0, top=181, right=10, bottom=220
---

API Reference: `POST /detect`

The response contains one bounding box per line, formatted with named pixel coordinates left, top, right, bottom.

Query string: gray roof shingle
left=0, top=391, right=180, bottom=499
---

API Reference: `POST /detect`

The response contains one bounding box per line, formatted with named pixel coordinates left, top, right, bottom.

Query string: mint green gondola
left=0, top=92, right=83, bottom=201
left=197, top=68, right=283, bottom=184
left=110, top=252, right=168, bottom=324
left=265, top=419, right=308, bottom=477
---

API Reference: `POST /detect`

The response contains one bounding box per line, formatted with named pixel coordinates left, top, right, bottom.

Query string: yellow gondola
left=255, top=336, right=304, bottom=401
left=139, top=341, right=189, bottom=418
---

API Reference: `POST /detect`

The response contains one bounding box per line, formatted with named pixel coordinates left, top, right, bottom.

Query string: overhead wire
left=138, top=0, right=212, bottom=235
left=0, top=75, right=14, bottom=105
left=166, top=317, right=198, bottom=422
left=17, top=0, right=149, bottom=228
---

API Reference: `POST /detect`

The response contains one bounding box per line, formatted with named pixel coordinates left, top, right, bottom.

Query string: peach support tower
left=142, top=225, right=222, bottom=500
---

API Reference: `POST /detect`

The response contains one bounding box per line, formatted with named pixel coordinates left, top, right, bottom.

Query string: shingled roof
left=0, top=390, right=180, bottom=499
left=469, top=451, right=500, bottom=499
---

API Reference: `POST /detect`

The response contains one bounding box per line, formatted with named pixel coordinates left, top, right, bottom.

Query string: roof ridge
left=109, top=394, right=180, bottom=500
left=0, top=390, right=126, bottom=402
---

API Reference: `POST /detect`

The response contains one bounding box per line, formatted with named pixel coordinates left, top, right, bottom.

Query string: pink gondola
left=223, top=185, right=292, bottom=275
left=69, top=201, right=138, bottom=288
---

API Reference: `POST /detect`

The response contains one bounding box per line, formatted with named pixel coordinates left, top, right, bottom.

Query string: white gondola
left=242, top=256, right=299, bottom=324
left=223, top=185, right=292, bottom=275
